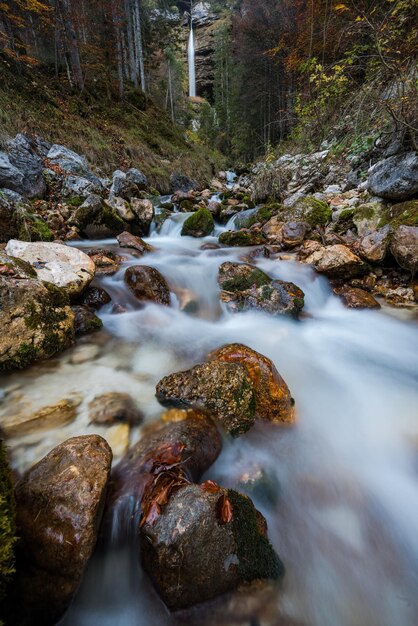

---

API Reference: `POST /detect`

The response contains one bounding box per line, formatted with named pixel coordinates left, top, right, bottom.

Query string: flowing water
left=2, top=196, right=418, bottom=626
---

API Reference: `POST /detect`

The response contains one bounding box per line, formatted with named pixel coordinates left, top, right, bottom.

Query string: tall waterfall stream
left=2, top=193, right=418, bottom=626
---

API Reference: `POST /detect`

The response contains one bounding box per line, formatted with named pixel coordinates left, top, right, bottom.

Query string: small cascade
left=188, top=22, right=196, bottom=97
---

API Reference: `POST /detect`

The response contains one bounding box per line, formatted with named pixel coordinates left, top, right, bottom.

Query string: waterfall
left=188, top=22, right=196, bottom=97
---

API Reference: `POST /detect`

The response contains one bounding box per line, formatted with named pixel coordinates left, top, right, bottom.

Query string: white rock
left=5, top=240, right=95, bottom=297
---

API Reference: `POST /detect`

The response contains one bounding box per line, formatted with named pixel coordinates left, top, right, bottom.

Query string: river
left=2, top=196, right=418, bottom=626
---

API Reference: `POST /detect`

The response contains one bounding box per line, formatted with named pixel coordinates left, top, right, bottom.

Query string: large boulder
left=140, top=484, right=283, bottom=610
left=390, top=225, right=418, bottom=274
left=207, top=344, right=295, bottom=424
left=109, top=168, right=148, bottom=199
left=368, top=152, right=418, bottom=201
left=0, top=134, right=46, bottom=198
left=124, top=265, right=170, bottom=305
left=5, top=240, right=95, bottom=298
left=0, top=268, right=74, bottom=371
left=156, top=361, right=256, bottom=436
left=181, top=208, right=214, bottom=237
left=47, top=144, right=89, bottom=176
left=14, top=436, right=112, bottom=625
left=218, top=262, right=305, bottom=318
left=170, top=172, right=197, bottom=193
left=305, top=244, right=366, bottom=279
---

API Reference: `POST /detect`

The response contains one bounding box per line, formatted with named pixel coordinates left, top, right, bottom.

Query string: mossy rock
left=0, top=441, right=16, bottom=604
left=220, top=266, right=271, bottom=292
left=181, top=208, right=214, bottom=238
left=66, top=196, right=84, bottom=208
left=352, top=202, right=383, bottom=236
left=179, top=199, right=195, bottom=212
left=159, top=202, right=174, bottom=211
left=282, top=196, right=332, bottom=227
left=155, top=209, right=172, bottom=233
left=101, top=204, right=126, bottom=234
left=18, top=213, right=53, bottom=242
left=333, top=208, right=356, bottom=233
left=378, top=200, right=418, bottom=229
left=219, top=229, right=267, bottom=247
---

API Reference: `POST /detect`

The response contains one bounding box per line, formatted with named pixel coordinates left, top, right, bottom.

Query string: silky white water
left=188, top=23, right=196, bottom=98
left=3, top=201, right=418, bottom=626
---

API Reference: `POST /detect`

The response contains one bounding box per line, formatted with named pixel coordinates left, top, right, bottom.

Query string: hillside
left=0, top=55, right=225, bottom=194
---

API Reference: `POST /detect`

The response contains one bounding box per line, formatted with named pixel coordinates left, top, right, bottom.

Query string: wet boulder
left=88, top=392, right=143, bottom=426
left=5, top=240, right=95, bottom=298
left=124, top=265, right=170, bottom=305
left=207, top=344, right=295, bottom=424
left=68, top=193, right=103, bottom=230
left=390, top=225, right=418, bottom=274
left=218, top=262, right=305, bottom=318
left=181, top=207, right=214, bottom=237
left=14, top=435, right=112, bottom=626
left=130, top=198, right=154, bottom=236
left=71, top=305, right=103, bottom=335
left=112, top=411, right=222, bottom=502
left=78, top=285, right=111, bottom=309
left=219, top=229, right=267, bottom=247
left=357, top=225, right=391, bottom=263
left=104, top=197, right=135, bottom=222
left=0, top=195, right=53, bottom=243
left=156, top=361, right=256, bottom=436
left=0, top=273, right=74, bottom=371
left=334, top=287, right=381, bottom=310
left=368, top=152, right=418, bottom=201
left=140, top=484, right=284, bottom=610
left=117, top=231, right=156, bottom=254
left=305, top=244, right=366, bottom=279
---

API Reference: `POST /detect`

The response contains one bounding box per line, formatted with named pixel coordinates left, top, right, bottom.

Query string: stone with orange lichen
left=207, top=343, right=295, bottom=425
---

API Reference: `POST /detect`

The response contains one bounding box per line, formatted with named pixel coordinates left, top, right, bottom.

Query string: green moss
left=42, top=282, right=70, bottom=308
left=18, top=214, right=53, bottom=242
left=227, top=489, right=284, bottom=581
left=221, top=267, right=271, bottom=292
left=218, top=230, right=266, bottom=247
left=378, top=200, right=418, bottom=228
left=66, top=196, right=84, bottom=208
left=0, top=342, right=38, bottom=371
left=179, top=199, right=195, bottom=212
left=181, top=208, right=214, bottom=238
left=155, top=209, right=172, bottom=232
left=300, top=197, right=332, bottom=227
left=160, top=202, right=174, bottom=211
left=0, top=441, right=16, bottom=604
left=102, top=205, right=125, bottom=233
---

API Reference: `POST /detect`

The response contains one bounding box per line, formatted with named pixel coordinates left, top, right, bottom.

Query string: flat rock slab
left=5, top=240, right=95, bottom=297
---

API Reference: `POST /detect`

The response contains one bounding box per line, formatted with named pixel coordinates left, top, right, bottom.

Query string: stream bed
left=2, top=201, right=418, bottom=626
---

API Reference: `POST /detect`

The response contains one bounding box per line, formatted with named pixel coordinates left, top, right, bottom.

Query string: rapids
left=2, top=195, right=418, bottom=626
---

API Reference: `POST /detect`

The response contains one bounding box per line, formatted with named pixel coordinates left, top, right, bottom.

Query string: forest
left=0, top=2, right=417, bottom=626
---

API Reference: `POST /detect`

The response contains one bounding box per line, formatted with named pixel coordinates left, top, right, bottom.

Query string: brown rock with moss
left=140, top=483, right=284, bottom=610
left=124, top=265, right=170, bottom=306
left=14, top=435, right=112, bottom=626
left=218, top=262, right=305, bottom=318
left=156, top=361, right=256, bottom=436
left=207, top=343, right=295, bottom=424
left=0, top=272, right=74, bottom=371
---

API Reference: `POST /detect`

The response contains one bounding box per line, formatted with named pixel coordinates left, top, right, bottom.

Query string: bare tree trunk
left=124, top=0, right=138, bottom=87
left=112, top=4, right=124, bottom=100
left=57, top=0, right=84, bottom=90
left=133, top=0, right=146, bottom=92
